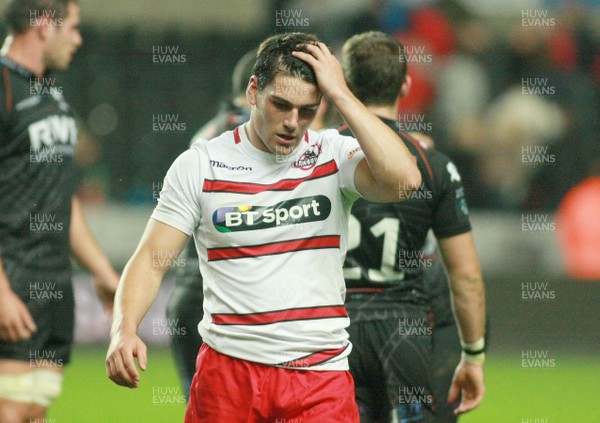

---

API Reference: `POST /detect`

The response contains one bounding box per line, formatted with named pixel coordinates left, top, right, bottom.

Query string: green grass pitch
left=48, top=347, right=599, bottom=422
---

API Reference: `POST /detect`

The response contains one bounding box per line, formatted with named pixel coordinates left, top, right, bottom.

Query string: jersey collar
left=0, top=55, right=38, bottom=79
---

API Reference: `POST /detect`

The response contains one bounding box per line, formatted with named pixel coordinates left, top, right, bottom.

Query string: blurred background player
left=166, top=48, right=255, bottom=398
left=340, top=31, right=486, bottom=422
left=0, top=0, right=119, bottom=422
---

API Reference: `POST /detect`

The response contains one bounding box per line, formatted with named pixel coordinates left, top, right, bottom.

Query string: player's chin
left=272, top=136, right=298, bottom=155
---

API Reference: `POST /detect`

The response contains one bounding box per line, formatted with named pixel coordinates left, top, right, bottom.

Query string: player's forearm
left=333, top=91, right=421, bottom=195
left=449, top=273, right=486, bottom=343
left=70, top=197, right=117, bottom=281
left=110, top=250, right=165, bottom=337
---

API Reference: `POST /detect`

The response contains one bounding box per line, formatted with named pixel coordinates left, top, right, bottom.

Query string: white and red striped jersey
left=152, top=124, right=365, bottom=370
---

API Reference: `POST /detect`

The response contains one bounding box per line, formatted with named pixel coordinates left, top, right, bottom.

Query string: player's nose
left=283, top=109, right=299, bottom=131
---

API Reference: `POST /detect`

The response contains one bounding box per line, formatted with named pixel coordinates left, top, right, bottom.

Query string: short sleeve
left=151, top=147, right=202, bottom=235
left=320, top=129, right=365, bottom=201
left=431, top=155, right=472, bottom=238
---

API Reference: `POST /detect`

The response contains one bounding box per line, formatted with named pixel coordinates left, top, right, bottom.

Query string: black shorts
left=346, top=301, right=435, bottom=423
left=0, top=259, right=74, bottom=367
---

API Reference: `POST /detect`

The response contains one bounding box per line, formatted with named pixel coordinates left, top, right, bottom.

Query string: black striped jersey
left=152, top=124, right=365, bottom=370
left=341, top=117, right=471, bottom=308
left=0, top=56, right=78, bottom=271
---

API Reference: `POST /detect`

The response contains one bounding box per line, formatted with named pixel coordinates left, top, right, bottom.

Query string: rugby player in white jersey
left=106, top=32, right=421, bottom=422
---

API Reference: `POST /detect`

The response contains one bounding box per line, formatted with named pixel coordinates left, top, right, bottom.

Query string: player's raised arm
left=292, top=43, right=421, bottom=202
left=438, top=232, right=486, bottom=415
left=106, top=219, right=189, bottom=388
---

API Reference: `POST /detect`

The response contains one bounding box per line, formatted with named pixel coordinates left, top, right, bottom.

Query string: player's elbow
left=397, top=169, right=422, bottom=199
left=406, top=169, right=422, bottom=192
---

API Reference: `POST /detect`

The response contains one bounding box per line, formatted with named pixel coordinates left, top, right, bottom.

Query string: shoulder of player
left=395, top=131, right=458, bottom=188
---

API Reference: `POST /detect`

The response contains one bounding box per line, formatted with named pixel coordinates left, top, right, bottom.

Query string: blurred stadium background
left=1, top=0, right=599, bottom=421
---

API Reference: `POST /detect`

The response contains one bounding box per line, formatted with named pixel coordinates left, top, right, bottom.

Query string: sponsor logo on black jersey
left=210, top=160, right=252, bottom=171
left=292, top=142, right=321, bottom=170
left=213, top=195, right=330, bottom=232
left=28, top=115, right=77, bottom=149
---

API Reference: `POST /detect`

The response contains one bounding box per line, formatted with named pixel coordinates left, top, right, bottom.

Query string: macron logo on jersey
left=213, top=195, right=331, bottom=232
left=28, top=115, right=77, bottom=151
left=210, top=160, right=252, bottom=171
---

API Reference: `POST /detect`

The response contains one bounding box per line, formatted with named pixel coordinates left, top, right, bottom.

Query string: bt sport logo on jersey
left=213, top=196, right=330, bottom=233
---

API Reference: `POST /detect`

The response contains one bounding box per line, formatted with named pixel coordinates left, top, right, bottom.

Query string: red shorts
left=184, top=344, right=359, bottom=423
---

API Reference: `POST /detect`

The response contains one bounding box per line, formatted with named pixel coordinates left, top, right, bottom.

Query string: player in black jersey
left=166, top=49, right=255, bottom=398
left=0, top=1, right=118, bottom=421
left=340, top=31, right=486, bottom=422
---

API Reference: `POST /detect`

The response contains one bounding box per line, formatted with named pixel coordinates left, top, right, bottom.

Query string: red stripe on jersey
left=203, top=159, right=338, bottom=194
left=207, top=235, right=340, bottom=261
left=233, top=126, right=241, bottom=144
left=212, top=305, right=348, bottom=325
left=278, top=345, right=349, bottom=368
left=2, top=68, right=12, bottom=113
left=304, top=131, right=309, bottom=143
left=399, top=131, right=435, bottom=183
left=347, top=288, right=384, bottom=293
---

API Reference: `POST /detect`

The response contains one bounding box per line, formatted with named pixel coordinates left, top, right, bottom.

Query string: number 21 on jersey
left=343, top=215, right=405, bottom=282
